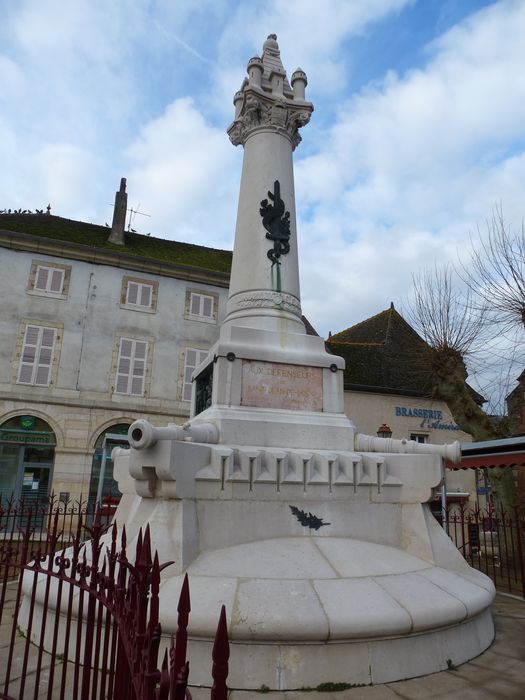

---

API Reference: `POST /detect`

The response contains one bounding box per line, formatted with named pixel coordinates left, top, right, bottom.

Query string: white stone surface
left=313, top=578, right=412, bottom=638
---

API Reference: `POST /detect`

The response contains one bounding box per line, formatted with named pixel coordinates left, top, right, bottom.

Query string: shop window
left=410, top=433, right=428, bottom=443
left=121, top=276, right=158, bottom=312
left=115, top=338, right=149, bottom=396
left=185, top=288, right=218, bottom=323
left=17, top=325, right=57, bottom=386
left=0, top=415, right=56, bottom=503
left=182, top=348, right=209, bottom=402
left=27, top=260, right=70, bottom=298
left=89, top=423, right=130, bottom=511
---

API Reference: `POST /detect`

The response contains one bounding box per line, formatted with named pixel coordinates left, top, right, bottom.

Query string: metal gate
left=0, top=495, right=229, bottom=699
left=445, top=502, right=525, bottom=599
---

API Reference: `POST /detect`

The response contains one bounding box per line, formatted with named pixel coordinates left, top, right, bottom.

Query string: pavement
left=2, top=589, right=524, bottom=699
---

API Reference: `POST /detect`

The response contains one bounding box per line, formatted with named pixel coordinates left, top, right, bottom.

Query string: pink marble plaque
left=241, top=360, right=323, bottom=411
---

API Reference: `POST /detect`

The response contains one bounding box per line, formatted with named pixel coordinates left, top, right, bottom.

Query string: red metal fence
left=0, top=496, right=229, bottom=699
left=443, top=502, right=525, bottom=599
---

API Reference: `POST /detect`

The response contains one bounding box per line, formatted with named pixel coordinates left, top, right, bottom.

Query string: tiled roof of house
left=327, top=304, right=483, bottom=402
left=326, top=304, right=484, bottom=404
left=0, top=213, right=232, bottom=274
left=327, top=304, right=432, bottom=394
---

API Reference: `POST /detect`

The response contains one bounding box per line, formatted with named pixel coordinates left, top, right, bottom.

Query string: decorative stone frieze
left=228, top=290, right=301, bottom=315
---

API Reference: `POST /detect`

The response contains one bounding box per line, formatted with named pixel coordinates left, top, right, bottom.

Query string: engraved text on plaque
left=241, top=360, right=323, bottom=411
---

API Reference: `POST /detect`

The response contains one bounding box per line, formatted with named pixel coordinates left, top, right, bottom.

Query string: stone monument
left=112, top=35, right=495, bottom=689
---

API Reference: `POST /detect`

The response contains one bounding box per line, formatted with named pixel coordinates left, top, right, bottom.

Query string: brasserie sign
left=394, top=406, right=460, bottom=431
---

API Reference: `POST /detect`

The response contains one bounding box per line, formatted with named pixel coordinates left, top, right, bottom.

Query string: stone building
left=0, top=191, right=231, bottom=504
left=0, top=195, right=489, bottom=510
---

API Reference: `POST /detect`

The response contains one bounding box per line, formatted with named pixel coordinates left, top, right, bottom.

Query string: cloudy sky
left=1, top=0, right=523, bottom=408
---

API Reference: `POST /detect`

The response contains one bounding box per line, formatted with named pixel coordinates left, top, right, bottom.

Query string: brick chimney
left=108, top=178, right=127, bottom=245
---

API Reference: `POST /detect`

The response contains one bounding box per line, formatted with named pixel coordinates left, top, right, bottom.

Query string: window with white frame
left=27, top=261, right=71, bottom=299
left=185, top=289, right=219, bottom=323
left=125, top=280, right=153, bottom=309
left=115, top=338, right=149, bottom=396
left=182, top=348, right=209, bottom=402
left=410, top=433, right=428, bottom=443
left=35, top=265, right=64, bottom=294
left=17, top=325, right=57, bottom=386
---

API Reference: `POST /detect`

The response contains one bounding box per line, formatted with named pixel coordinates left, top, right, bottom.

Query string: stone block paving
left=2, top=591, right=524, bottom=698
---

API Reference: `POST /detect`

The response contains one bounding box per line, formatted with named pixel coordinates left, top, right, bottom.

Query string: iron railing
left=443, top=502, right=525, bottom=599
left=0, top=496, right=229, bottom=699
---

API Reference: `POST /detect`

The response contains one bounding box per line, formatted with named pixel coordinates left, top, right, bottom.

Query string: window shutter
left=126, top=282, right=139, bottom=305
left=34, top=328, right=56, bottom=386
left=116, top=339, right=132, bottom=393
left=49, top=269, right=64, bottom=293
left=190, top=294, right=201, bottom=315
left=17, top=325, right=56, bottom=386
left=131, top=340, right=147, bottom=395
left=182, top=348, right=208, bottom=401
left=18, top=325, right=39, bottom=384
left=115, top=338, right=148, bottom=395
left=35, top=267, right=49, bottom=291
left=202, top=296, right=213, bottom=318
left=139, top=284, right=152, bottom=307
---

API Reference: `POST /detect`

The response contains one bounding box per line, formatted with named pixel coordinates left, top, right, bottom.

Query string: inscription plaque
left=241, top=360, right=323, bottom=411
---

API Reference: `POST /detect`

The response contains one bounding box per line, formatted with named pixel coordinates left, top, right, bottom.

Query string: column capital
left=228, top=91, right=312, bottom=150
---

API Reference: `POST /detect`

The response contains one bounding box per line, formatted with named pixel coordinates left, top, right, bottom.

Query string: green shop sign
left=0, top=429, right=55, bottom=445
left=20, top=415, right=36, bottom=430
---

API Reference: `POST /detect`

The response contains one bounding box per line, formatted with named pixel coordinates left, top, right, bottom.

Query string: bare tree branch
left=460, top=206, right=525, bottom=332
left=408, top=264, right=486, bottom=355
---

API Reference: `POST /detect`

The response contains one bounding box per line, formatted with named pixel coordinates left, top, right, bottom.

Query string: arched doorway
left=0, top=415, right=56, bottom=502
left=89, top=423, right=130, bottom=508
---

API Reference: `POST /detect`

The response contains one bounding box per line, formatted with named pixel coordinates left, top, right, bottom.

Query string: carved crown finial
left=227, top=36, right=314, bottom=149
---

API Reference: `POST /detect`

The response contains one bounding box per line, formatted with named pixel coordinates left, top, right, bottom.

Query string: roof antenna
left=127, top=203, right=150, bottom=232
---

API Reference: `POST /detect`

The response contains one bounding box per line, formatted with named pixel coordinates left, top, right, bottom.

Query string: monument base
left=153, top=532, right=494, bottom=690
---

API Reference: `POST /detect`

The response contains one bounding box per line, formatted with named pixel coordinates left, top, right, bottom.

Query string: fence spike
left=172, top=573, right=191, bottom=684
left=210, top=605, right=229, bottom=700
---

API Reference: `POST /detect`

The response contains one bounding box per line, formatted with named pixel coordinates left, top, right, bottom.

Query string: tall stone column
left=190, top=35, right=351, bottom=448
left=224, top=35, right=313, bottom=334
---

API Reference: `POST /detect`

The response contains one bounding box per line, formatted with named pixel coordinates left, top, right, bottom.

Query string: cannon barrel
left=128, top=419, right=219, bottom=450
left=355, top=433, right=461, bottom=464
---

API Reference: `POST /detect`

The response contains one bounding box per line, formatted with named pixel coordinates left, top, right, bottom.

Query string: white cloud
left=125, top=97, right=240, bottom=247
left=295, top=0, right=525, bottom=338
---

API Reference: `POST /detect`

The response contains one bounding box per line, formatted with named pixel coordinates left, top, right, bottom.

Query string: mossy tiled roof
left=0, top=214, right=232, bottom=274
left=327, top=306, right=434, bottom=395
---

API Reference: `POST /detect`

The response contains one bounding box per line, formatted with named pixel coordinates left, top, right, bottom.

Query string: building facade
left=0, top=211, right=231, bottom=503
left=1, top=212, right=489, bottom=510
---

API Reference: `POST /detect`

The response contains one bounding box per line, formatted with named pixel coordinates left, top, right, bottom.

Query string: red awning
left=446, top=452, right=525, bottom=470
